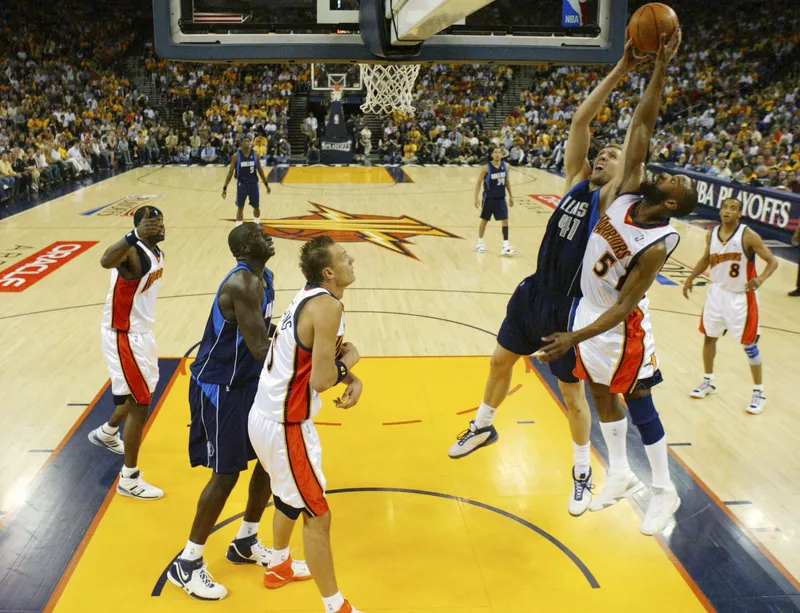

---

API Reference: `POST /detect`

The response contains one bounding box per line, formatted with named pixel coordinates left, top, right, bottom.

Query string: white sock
left=120, top=465, right=138, bottom=479
left=322, top=592, right=345, bottom=613
left=270, top=546, right=289, bottom=567
left=180, top=540, right=204, bottom=561
left=477, top=237, right=484, bottom=244
left=503, top=240, right=509, bottom=247
left=573, top=442, right=591, bottom=476
left=474, top=402, right=497, bottom=429
left=753, top=384, right=764, bottom=392
left=644, top=436, right=671, bottom=489
left=253, top=217, right=260, bottom=224
left=236, top=220, right=243, bottom=226
left=599, top=418, right=630, bottom=473
left=236, top=520, right=258, bottom=540
left=704, top=373, right=714, bottom=381
left=101, top=423, right=119, bottom=436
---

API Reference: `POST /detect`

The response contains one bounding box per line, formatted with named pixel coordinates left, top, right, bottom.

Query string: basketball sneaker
left=263, top=556, right=312, bottom=589
left=640, top=485, right=681, bottom=536
left=88, top=426, right=124, bottom=455
left=226, top=535, right=271, bottom=566
left=448, top=420, right=499, bottom=458
left=500, top=245, right=517, bottom=256
left=116, top=470, right=163, bottom=500
left=333, top=601, right=363, bottom=613
left=690, top=377, right=716, bottom=399
left=168, top=557, right=227, bottom=600
left=589, top=468, right=643, bottom=511
left=568, top=467, right=593, bottom=517
left=475, top=240, right=486, bottom=253
left=746, top=389, right=766, bottom=415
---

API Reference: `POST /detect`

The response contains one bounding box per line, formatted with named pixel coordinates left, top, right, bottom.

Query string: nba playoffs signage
left=651, top=165, right=800, bottom=234
left=320, top=138, right=353, bottom=164
left=81, top=194, right=164, bottom=217
left=0, top=241, right=97, bottom=292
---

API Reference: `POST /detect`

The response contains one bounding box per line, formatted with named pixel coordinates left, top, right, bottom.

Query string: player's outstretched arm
left=535, top=243, right=667, bottom=363
left=619, top=30, right=681, bottom=194
left=100, top=215, right=161, bottom=277
left=308, top=296, right=358, bottom=393
left=683, top=232, right=711, bottom=298
left=564, top=39, right=645, bottom=190
left=744, top=228, right=778, bottom=292
left=228, top=272, right=271, bottom=362
left=221, top=155, right=237, bottom=198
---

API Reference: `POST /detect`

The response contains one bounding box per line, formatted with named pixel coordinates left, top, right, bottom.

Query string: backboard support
left=155, top=0, right=627, bottom=65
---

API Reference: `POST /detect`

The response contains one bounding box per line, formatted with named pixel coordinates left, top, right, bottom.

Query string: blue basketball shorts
left=236, top=181, right=260, bottom=208
left=189, top=377, right=258, bottom=474
left=480, top=196, right=508, bottom=221
left=496, top=273, right=579, bottom=383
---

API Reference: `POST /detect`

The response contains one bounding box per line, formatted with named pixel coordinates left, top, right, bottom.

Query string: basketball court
left=1, top=0, right=800, bottom=611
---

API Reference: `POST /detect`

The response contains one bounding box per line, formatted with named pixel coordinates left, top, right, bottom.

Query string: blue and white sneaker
left=88, top=426, right=124, bottom=455
left=168, top=557, right=227, bottom=600
left=448, top=420, right=498, bottom=458
left=226, top=535, right=271, bottom=566
left=568, top=466, right=594, bottom=517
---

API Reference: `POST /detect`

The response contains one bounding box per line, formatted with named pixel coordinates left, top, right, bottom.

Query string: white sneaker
left=589, top=469, right=643, bottom=511
left=448, top=420, right=498, bottom=458
left=690, top=377, right=716, bottom=399
left=117, top=470, right=164, bottom=500
left=568, top=467, right=594, bottom=517
left=88, top=426, right=124, bottom=455
left=500, top=245, right=517, bottom=256
left=475, top=241, right=486, bottom=253
left=168, top=557, right=228, bottom=600
left=226, top=535, right=271, bottom=566
left=746, top=389, right=766, bottom=415
left=640, top=485, right=681, bottom=536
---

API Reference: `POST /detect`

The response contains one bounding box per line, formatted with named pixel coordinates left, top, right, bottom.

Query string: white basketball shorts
left=571, top=297, right=660, bottom=394
left=700, top=283, right=760, bottom=344
left=101, top=326, right=159, bottom=405
left=248, top=410, right=329, bottom=517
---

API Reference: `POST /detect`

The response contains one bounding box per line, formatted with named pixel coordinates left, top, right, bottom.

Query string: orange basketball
left=627, top=3, right=679, bottom=54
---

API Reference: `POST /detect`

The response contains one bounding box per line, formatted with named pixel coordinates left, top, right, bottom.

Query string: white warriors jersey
left=101, top=241, right=164, bottom=333
left=581, top=193, right=680, bottom=307
left=708, top=224, right=755, bottom=293
left=253, top=285, right=345, bottom=424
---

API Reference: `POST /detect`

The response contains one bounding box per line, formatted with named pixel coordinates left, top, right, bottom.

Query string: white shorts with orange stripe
left=248, top=410, right=329, bottom=517
left=101, top=326, right=159, bottom=405
left=700, top=283, right=759, bottom=344
left=572, top=297, right=659, bottom=394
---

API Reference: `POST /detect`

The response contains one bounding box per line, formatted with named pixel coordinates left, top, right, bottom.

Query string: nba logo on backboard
left=334, top=115, right=340, bottom=124
left=562, top=0, right=586, bottom=26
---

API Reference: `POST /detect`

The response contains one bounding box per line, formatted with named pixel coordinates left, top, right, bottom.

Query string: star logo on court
left=252, top=202, right=461, bottom=259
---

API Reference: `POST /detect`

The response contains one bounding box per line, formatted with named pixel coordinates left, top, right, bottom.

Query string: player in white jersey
left=683, top=198, right=778, bottom=414
left=248, top=236, right=364, bottom=613
left=537, top=30, right=698, bottom=536
left=88, top=206, right=165, bottom=500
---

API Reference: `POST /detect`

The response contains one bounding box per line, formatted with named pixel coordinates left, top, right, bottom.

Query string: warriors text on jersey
left=101, top=241, right=163, bottom=333
left=235, top=149, right=258, bottom=183
left=537, top=180, right=601, bottom=297
left=252, top=285, right=345, bottom=423
left=708, top=224, right=756, bottom=292
left=483, top=161, right=507, bottom=200
left=191, top=263, right=275, bottom=387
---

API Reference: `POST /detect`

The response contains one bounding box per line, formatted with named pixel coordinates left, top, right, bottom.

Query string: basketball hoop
left=330, top=84, right=344, bottom=102
left=359, top=63, right=421, bottom=116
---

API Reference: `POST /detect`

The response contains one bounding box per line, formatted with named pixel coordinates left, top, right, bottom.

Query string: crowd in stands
left=2, top=0, right=799, bottom=208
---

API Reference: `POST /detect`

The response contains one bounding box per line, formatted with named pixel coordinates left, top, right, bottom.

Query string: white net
left=359, top=63, right=421, bottom=116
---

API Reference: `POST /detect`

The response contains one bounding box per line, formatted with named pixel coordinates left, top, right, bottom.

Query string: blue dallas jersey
left=235, top=149, right=258, bottom=183
left=483, top=161, right=507, bottom=200
left=191, top=262, right=275, bottom=386
left=536, top=180, right=601, bottom=297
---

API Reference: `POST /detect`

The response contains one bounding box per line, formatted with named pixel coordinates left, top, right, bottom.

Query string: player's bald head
left=228, top=222, right=261, bottom=257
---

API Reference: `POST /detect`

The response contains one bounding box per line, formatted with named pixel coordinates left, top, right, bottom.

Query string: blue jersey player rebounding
left=222, top=138, right=271, bottom=227
left=449, top=39, right=649, bottom=518
left=475, top=146, right=516, bottom=256
left=169, top=223, right=310, bottom=601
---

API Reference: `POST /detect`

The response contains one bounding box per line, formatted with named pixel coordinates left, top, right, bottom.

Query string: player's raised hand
left=682, top=278, right=694, bottom=299
left=656, top=28, right=681, bottom=65
left=136, top=212, right=163, bottom=240
left=334, top=376, right=363, bottom=409
left=619, top=38, right=650, bottom=71
left=533, top=331, right=578, bottom=363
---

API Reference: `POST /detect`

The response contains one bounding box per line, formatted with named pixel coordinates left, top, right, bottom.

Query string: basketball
left=627, top=3, right=680, bottom=54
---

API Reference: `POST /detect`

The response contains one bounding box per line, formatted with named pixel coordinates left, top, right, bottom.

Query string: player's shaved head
left=228, top=222, right=261, bottom=257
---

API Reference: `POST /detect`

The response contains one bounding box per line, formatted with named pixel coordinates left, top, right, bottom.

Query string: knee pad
left=273, top=496, right=303, bottom=520
left=626, top=395, right=665, bottom=446
left=744, top=343, right=761, bottom=365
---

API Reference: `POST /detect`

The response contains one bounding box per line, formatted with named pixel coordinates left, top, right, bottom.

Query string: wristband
left=125, top=230, right=138, bottom=245
left=334, top=359, right=348, bottom=384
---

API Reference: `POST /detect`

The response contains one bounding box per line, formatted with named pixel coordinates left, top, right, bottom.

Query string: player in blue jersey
left=222, top=138, right=271, bottom=227
left=449, top=40, right=647, bottom=517
left=169, top=223, right=309, bottom=601
left=475, top=146, right=516, bottom=256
